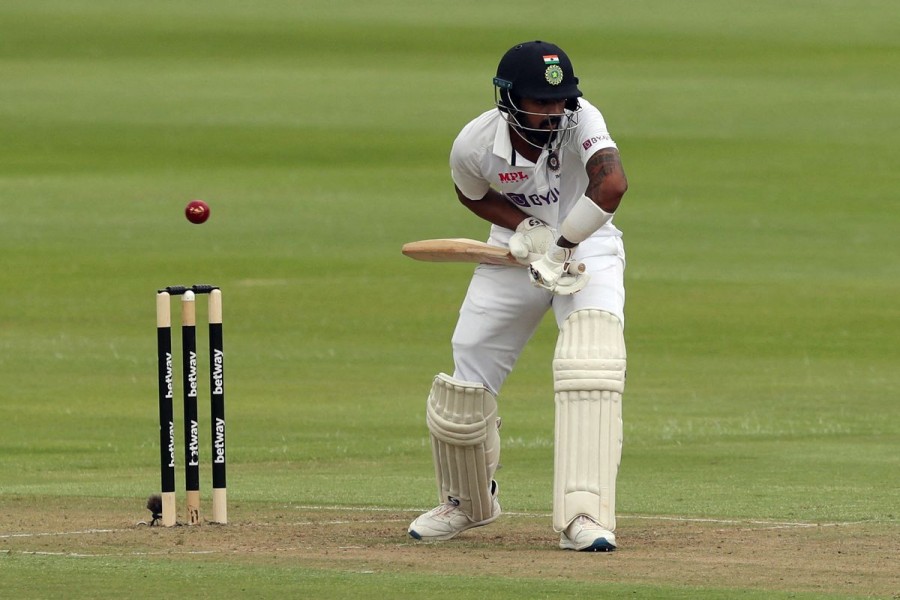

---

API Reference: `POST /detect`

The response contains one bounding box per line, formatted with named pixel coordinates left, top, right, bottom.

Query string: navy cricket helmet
left=493, top=41, right=583, bottom=103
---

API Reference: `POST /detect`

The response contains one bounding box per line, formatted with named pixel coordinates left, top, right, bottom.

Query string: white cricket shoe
left=559, top=515, right=617, bottom=551
left=408, top=481, right=500, bottom=541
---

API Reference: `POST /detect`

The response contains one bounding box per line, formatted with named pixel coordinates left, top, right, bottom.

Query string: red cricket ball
left=185, top=200, right=210, bottom=224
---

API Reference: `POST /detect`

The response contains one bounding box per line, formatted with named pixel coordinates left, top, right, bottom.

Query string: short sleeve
left=450, top=130, right=491, bottom=201
left=574, top=100, right=617, bottom=165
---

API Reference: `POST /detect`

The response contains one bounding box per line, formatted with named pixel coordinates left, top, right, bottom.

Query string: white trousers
left=451, top=236, right=625, bottom=396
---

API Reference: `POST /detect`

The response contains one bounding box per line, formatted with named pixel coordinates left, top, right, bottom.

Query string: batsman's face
left=518, top=97, right=567, bottom=131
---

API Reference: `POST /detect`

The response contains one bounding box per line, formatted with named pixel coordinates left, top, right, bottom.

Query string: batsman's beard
left=511, top=114, right=564, bottom=151
left=528, top=125, right=559, bottom=148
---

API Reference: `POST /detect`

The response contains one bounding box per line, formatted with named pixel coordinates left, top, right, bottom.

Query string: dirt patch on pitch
left=1, top=496, right=897, bottom=597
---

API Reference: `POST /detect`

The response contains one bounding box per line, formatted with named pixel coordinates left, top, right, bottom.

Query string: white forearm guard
left=560, top=195, right=614, bottom=244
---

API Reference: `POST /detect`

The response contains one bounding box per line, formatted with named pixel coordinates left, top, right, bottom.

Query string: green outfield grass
left=1, top=1, right=898, bottom=598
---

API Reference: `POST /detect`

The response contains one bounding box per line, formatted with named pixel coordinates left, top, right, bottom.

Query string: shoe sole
left=559, top=536, right=617, bottom=552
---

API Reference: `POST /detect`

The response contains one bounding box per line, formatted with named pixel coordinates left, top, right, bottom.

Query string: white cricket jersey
left=450, top=99, right=622, bottom=247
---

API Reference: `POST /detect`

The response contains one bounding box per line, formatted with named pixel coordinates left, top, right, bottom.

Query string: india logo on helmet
left=545, top=64, right=564, bottom=85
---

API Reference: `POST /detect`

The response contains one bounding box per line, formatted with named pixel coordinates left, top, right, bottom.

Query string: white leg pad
left=426, top=373, right=500, bottom=523
left=553, top=310, right=626, bottom=532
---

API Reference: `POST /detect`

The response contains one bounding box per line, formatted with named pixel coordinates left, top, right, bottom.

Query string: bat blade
left=401, top=238, right=523, bottom=267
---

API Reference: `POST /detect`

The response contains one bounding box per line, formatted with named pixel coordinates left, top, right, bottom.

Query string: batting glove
left=528, top=242, right=589, bottom=295
left=508, top=217, right=555, bottom=266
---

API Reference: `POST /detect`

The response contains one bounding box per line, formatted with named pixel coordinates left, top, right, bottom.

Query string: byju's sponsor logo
left=582, top=134, right=611, bottom=151
left=507, top=188, right=559, bottom=208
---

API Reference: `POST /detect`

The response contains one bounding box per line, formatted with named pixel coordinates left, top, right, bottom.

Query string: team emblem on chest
left=548, top=151, right=560, bottom=172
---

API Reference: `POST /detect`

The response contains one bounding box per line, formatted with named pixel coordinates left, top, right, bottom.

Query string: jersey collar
left=492, top=116, right=517, bottom=165
left=493, top=116, right=540, bottom=167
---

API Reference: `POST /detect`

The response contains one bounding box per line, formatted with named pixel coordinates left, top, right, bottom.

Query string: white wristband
left=559, top=195, right=614, bottom=244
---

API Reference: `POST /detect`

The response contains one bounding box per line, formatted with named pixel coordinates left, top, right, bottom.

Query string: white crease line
left=0, top=512, right=871, bottom=543
left=5, top=549, right=218, bottom=557
left=257, top=519, right=409, bottom=526
left=623, top=515, right=854, bottom=529
left=4, top=547, right=338, bottom=558
left=0, top=528, right=122, bottom=539
left=287, top=506, right=866, bottom=530
left=288, top=505, right=416, bottom=513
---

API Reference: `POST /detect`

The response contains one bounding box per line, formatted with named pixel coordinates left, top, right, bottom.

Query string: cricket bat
left=401, top=238, right=523, bottom=267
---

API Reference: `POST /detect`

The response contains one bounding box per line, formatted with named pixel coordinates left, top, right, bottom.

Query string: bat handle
left=566, top=261, right=586, bottom=275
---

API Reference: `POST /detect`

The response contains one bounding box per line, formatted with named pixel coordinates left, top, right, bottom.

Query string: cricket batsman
left=408, top=41, right=629, bottom=551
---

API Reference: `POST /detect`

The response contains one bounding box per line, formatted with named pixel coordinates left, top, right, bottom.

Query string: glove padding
left=528, top=243, right=589, bottom=295
left=508, top=217, right=555, bottom=266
